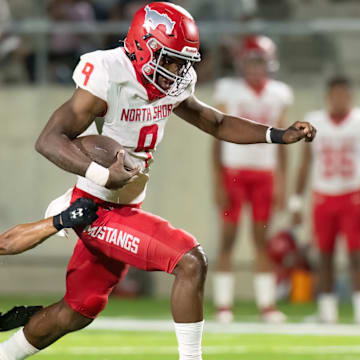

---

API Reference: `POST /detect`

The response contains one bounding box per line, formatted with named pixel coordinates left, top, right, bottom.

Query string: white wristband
left=266, top=127, right=273, bottom=144
left=288, top=194, right=303, bottom=213
left=85, top=162, right=110, bottom=187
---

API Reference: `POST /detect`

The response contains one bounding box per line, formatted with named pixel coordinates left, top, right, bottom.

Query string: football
left=72, top=135, right=123, bottom=168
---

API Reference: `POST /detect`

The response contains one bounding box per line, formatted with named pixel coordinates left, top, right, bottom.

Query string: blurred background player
left=212, top=35, right=293, bottom=323
left=291, top=76, right=360, bottom=323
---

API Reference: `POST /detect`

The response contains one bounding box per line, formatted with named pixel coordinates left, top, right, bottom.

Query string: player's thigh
left=79, top=206, right=199, bottom=274
left=312, top=200, right=338, bottom=253
left=340, top=194, right=360, bottom=253
left=249, top=171, right=274, bottom=223
left=221, top=168, right=246, bottom=224
left=64, top=239, right=129, bottom=319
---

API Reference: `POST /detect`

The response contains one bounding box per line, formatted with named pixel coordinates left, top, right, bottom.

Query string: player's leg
left=252, top=221, right=282, bottom=322
left=317, top=252, right=337, bottom=323
left=171, top=246, right=208, bottom=322
left=249, top=171, right=285, bottom=322
left=349, top=251, right=360, bottom=323
left=0, top=306, right=43, bottom=332
left=213, top=169, right=243, bottom=322
left=213, top=221, right=237, bottom=322
left=171, top=246, right=207, bottom=360
left=340, top=192, right=360, bottom=323
left=313, top=194, right=338, bottom=323
left=24, top=299, right=92, bottom=348
left=77, top=198, right=207, bottom=360
left=0, top=240, right=127, bottom=359
left=0, top=301, right=88, bottom=360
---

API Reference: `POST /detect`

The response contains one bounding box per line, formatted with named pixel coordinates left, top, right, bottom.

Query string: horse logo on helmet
left=143, top=5, right=176, bottom=35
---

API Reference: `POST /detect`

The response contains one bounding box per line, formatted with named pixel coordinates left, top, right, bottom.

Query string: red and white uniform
left=74, top=47, right=195, bottom=204
left=49, top=48, right=199, bottom=318
left=306, top=108, right=360, bottom=253
left=214, top=78, right=293, bottom=222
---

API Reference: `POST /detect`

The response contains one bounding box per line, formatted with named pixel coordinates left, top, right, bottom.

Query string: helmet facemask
left=142, top=38, right=201, bottom=97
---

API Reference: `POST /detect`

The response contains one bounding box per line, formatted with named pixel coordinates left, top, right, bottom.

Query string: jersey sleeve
left=213, top=78, right=232, bottom=104
left=72, top=51, right=109, bottom=102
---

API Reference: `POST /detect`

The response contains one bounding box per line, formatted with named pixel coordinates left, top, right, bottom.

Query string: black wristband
left=270, top=128, right=286, bottom=144
left=53, top=214, right=64, bottom=231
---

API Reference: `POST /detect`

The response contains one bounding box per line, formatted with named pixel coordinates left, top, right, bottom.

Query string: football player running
left=291, top=76, right=360, bottom=324
left=0, top=3, right=315, bottom=360
left=212, top=35, right=293, bottom=323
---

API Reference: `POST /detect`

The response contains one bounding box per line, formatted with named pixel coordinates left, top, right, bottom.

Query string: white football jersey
left=214, top=78, right=293, bottom=170
left=307, top=108, right=360, bottom=195
left=72, top=47, right=196, bottom=204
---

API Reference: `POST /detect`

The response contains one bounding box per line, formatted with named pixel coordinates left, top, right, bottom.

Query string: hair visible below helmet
left=327, top=75, right=352, bottom=90
left=239, top=35, right=279, bottom=72
left=124, top=2, right=201, bottom=99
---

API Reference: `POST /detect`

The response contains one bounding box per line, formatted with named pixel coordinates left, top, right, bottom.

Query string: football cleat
left=0, top=305, right=43, bottom=331
left=215, top=308, right=234, bottom=323
left=260, top=307, right=287, bottom=324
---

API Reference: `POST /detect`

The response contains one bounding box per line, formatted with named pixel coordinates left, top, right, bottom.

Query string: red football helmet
left=238, top=35, right=279, bottom=72
left=125, top=2, right=201, bottom=99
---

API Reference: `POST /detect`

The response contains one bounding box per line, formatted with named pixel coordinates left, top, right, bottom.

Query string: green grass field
left=0, top=331, right=358, bottom=360
left=0, top=295, right=356, bottom=322
left=0, top=296, right=359, bottom=359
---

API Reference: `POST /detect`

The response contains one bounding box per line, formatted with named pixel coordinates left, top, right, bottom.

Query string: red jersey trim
left=144, top=152, right=153, bottom=168
left=329, top=109, right=352, bottom=125
left=245, top=78, right=268, bottom=96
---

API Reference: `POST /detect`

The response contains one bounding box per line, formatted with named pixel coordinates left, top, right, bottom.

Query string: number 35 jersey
left=72, top=47, right=196, bottom=204
left=306, top=108, right=360, bottom=195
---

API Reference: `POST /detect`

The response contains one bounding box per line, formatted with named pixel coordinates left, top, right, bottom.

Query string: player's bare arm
left=174, top=95, right=317, bottom=144
left=0, top=218, right=57, bottom=255
left=0, top=198, right=98, bottom=255
left=35, top=88, right=139, bottom=189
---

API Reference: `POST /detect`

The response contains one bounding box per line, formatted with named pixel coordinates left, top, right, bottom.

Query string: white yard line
left=88, top=317, right=360, bottom=336
left=42, top=345, right=360, bottom=355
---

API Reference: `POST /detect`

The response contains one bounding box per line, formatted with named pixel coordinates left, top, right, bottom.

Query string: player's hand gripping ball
left=72, top=135, right=140, bottom=189
left=72, top=135, right=124, bottom=168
